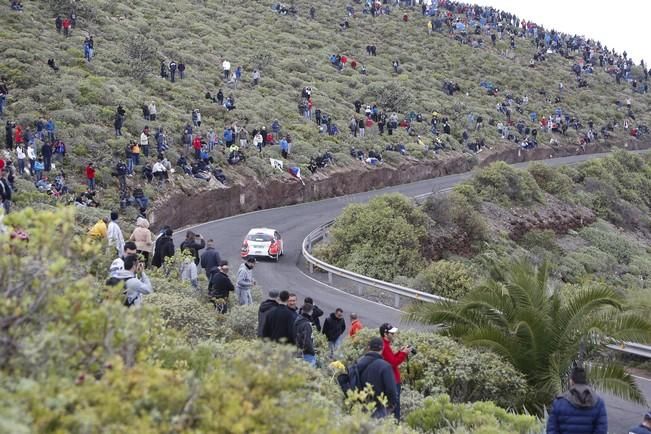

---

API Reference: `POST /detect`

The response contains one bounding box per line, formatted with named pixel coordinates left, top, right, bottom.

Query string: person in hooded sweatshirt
left=200, top=239, right=221, bottom=279
left=257, top=290, right=280, bottom=337
left=110, top=255, right=153, bottom=307
left=129, top=217, right=153, bottom=266
left=629, top=411, right=651, bottom=434
left=208, top=260, right=234, bottom=313
left=546, top=367, right=607, bottom=434
left=235, top=256, right=256, bottom=305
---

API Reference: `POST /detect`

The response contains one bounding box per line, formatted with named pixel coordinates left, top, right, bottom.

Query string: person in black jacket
left=301, top=297, right=324, bottom=332
left=357, top=337, right=398, bottom=419
left=199, top=239, right=221, bottom=278
left=208, top=260, right=234, bottom=314
left=262, top=290, right=295, bottom=344
left=322, top=308, right=346, bottom=358
left=151, top=227, right=174, bottom=268
left=179, top=230, right=205, bottom=265
left=294, top=303, right=316, bottom=367
left=257, top=290, right=279, bottom=337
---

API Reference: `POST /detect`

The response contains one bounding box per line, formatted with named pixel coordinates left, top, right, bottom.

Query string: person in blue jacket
left=546, top=367, right=607, bottom=434
left=629, top=412, right=651, bottom=434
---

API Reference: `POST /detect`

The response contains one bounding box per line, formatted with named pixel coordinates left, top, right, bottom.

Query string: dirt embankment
left=150, top=140, right=650, bottom=231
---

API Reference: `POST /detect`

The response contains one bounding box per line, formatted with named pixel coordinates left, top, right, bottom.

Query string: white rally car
left=240, top=228, right=284, bottom=261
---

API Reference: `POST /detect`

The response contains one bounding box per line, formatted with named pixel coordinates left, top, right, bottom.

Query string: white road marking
left=630, top=374, right=651, bottom=382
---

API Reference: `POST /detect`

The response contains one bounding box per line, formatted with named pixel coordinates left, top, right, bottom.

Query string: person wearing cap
left=379, top=323, right=412, bottom=421
left=236, top=257, right=256, bottom=305
left=546, top=366, right=607, bottom=434
left=356, top=337, right=398, bottom=419
left=629, top=412, right=651, bottom=434
left=208, top=260, right=234, bottom=314
left=257, top=290, right=280, bottom=337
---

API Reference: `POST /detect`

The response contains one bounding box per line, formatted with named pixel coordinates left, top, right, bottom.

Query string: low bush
left=339, top=329, right=529, bottom=409
left=413, top=260, right=474, bottom=300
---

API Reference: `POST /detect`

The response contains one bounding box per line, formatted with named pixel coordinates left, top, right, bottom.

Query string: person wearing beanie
left=546, top=366, right=607, bottom=434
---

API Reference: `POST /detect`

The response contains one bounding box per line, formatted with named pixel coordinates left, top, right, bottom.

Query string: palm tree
left=408, top=259, right=651, bottom=411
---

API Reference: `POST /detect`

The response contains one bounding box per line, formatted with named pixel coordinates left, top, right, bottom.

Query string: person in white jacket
left=15, top=145, right=26, bottom=175
left=222, top=59, right=231, bottom=80
left=107, top=211, right=125, bottom=255
left=180, top=255, right=198, bottom=289
left=26, top=144, right=36, bottom=175
left=148, top=101, right=157, bottom=121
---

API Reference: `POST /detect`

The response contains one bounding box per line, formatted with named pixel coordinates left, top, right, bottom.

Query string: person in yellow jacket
left=427, top=20, right=433, bottom=35
left=131, top=141, right=141, bottom=166
left=88, top=217, right=108, bottom=240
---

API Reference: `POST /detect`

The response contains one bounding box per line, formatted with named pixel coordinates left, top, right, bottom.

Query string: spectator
left=118, top=254, right=153, bottom=308
left=151, top=227, right=174, bottom=268
left=0, top=170, right=12, bottom=214
left=349, top=312, right=363, bottom=337
left=107, top=211, right=125, bottom=255
left=257, top=290, right=280, bottom=337
left=128, top=217, right=153, bottom=266
left=140, top=128, right=150, bottom=158
left=15, top=145, right=25, bottom=176
left=252, top=69, right=260, bottom=86
left=262, top=290, right=295, bottom=343
left=356, top=337, right=399, bottom=419
left=380, top=323, right=411, bottom=420
left=629, top=412, right=651, bottom=434
left=88, top=217, right=108, bottom=240
left=200, top=239, right=221, bottom=278
left=178, top=62, right=186, bottom=79
left=294, top=303, right=317, bottom=367
left=85, top=162, right=95, bottom=191
left=222, top=59, right=231, bottom=80
left=179, top=230, right=205, bottom=265
left=132, top=185, right=148, bottom=210
left=108, top=241, right=137, bottom=275
left=236, top=256, right=256, bottom=305
left=148, top=101, right=157, bottom=121
left=546, top=367, right=607, bottom=434
left=33, top=157, right=44, bottom=181
left=152, top=157, right=167, bottom=185
left=322, top=308, right=346, bottom=358
left=208, top=260, right=234, bottom=313
left=41, top=141, right=52, bottom=172
left=301, top=297, right=324, bottom=331
left=169, top=60, right=177, bottom=82
left=180, top=254, right=198, bottom=289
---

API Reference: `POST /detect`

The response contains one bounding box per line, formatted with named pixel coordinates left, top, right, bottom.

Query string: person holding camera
left=379, top=323, right=412, bottom=421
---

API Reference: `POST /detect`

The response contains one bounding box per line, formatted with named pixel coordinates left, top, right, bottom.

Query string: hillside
left=1, top=0, right=650, bottom=224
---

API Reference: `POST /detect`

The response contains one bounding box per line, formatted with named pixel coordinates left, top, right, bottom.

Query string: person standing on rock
left=236, top=256, right=256, bottom=305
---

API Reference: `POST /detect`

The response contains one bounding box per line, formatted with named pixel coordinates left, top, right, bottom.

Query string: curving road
left=173, top=151, right=649, bottom=434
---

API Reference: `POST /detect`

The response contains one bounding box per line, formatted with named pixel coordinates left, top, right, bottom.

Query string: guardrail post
left=356, top=284, right=363, bottom=296
left=394, top=294, right=400, bottom=308
left=309, top=262, right=314, bottom=273
left=328, top=272, right=333, bottom=284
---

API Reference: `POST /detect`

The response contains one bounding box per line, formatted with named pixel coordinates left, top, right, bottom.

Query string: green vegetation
left=1, top=0, right=650, bottom=216
left=316, top=194, right=430, bottom=281
left=0, top=206, right=549, bottom=432
left=409, top=260, right=651, bottom=411
left=407, top=394, right=541, bottom=434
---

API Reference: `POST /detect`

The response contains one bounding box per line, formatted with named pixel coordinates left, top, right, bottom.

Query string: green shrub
left=462, top=162, right=544, bottom=206
left=339, top=329, right=529, bottom=409
left=413, top=260, right=474, bottom=300
left=406, top=394, right=541, bottom=434
left=527, top=163, right=573, bottom=197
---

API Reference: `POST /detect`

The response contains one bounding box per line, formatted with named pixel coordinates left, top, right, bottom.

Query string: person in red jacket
left=380, top=323, right=412, bottom=421
left=14, top=125, right=23, bottom=145
left=62, top=18, right=71, bottom=36
left=85, top=162, right=96, bottom=191
left=192, top=135, right=202, bottom=159
left=349, top=312, right=363, bottom=337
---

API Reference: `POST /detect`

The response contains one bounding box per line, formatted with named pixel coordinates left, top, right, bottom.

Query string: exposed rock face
left=151, top=141, right=649, bottom=231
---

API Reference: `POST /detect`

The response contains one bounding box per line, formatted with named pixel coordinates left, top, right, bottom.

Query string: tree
left=368, top=82, right=413, bottom=113
left=318, top=194, right=429, bottom=281
left=408, top=259, right=651, bottom=411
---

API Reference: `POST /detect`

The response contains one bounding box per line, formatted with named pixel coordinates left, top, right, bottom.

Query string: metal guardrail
left=302, top=220, right=451, bottom=308
left=607, top=342, right=651, bottom=359
left=302, top=222, right=651, bottom=358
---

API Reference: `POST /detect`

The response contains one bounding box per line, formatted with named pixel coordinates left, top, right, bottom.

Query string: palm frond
left=587, top=363, right=648, bottom=405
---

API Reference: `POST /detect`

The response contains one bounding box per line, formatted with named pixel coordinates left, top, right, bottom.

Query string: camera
left=409, top=346, right=417, bottom=356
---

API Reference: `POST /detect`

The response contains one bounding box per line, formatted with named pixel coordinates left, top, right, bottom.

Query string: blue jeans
left=303, top=354, right=316, bottom=367
left=134, top=196, right=148, bottom=209
left=87, top=178, right=95, bottom=191
left=0, top=95, right=5, bottom=115
left=126, top=157, right=133, bottom=174
left=132, top=153, right=140, bottom=166
left=17, top=158, right=25, bottom=175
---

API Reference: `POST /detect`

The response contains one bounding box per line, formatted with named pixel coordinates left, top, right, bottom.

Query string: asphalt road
left=173, top=151, right=649, bottom=433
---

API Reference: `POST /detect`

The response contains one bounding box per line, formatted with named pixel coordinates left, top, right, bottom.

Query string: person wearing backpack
left=294, top=302, right=316, bottom=367
left=338, top=337, right=397, bottom=419
left=106, top=254, right=152, bottom=307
